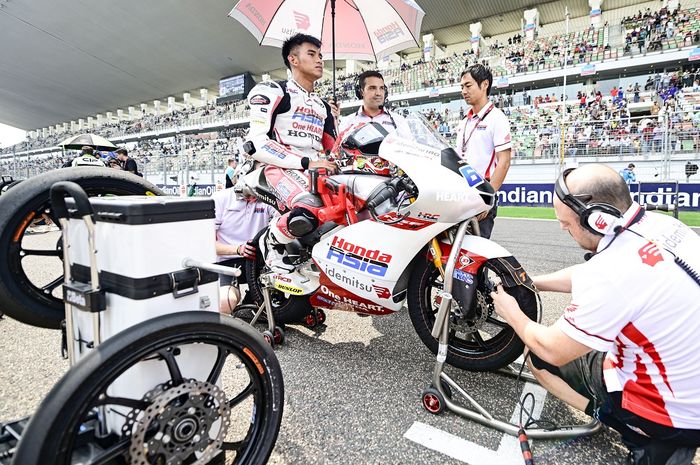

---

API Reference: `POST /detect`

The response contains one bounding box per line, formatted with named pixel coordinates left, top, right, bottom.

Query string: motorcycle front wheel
left=408, top=252, right=540, bottom=372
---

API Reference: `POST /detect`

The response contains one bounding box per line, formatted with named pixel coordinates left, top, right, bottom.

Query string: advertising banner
left=497, top=183, right=700, bottom=211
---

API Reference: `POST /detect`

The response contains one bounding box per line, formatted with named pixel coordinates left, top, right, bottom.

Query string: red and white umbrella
left=229, top=0, right=425, bottom=97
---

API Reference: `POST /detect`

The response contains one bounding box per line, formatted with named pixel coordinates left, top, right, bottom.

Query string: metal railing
left=4, top=108, right=700, bottom=183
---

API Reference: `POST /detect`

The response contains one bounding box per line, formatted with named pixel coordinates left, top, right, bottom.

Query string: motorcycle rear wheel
left=244, top=228, right=314, bottom=325
left=408, top=253, right=539, bottom=372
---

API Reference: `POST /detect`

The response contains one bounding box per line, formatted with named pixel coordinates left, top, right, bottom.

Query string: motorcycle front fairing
left=378, top=134, right=491, bottom=224
left=309, top=127, right=500, bottom=314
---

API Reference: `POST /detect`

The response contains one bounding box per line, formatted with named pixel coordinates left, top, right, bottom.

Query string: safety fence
left=3, top=109, right=700, bottom=184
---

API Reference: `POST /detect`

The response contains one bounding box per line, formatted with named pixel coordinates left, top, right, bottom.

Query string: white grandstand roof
left=1, top=0, right=648, bottom=130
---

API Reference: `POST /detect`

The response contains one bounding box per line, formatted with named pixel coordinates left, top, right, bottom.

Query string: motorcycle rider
left=339, top=70, right=411, bottom=138
left=245, top=33, right=338, bottom=273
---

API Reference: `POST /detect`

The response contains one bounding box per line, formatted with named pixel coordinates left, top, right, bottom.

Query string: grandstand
left=1, top=0, right=700, bottom=185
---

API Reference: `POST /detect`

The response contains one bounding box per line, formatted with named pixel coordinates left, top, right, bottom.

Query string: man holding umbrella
left=245, top=33, right=338, bottom=273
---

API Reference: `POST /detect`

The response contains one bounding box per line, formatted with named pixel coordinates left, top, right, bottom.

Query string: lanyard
left=461, top=103, right=495, bottom=154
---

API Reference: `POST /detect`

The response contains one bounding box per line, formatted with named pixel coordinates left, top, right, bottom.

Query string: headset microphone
left=584, top=252, right=595, bottom=261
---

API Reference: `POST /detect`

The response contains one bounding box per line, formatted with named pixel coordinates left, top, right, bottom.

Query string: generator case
left=63, top=195, right=220, bottom=433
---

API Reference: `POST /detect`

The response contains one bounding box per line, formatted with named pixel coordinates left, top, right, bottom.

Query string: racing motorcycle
left=237, top=115, right=540, bottom=372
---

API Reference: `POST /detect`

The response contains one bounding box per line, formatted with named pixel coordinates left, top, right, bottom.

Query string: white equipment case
left=61, top=194, right=221, bottom=433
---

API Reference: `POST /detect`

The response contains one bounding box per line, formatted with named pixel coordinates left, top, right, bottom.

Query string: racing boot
left=258, top=224, right=295, bottom=275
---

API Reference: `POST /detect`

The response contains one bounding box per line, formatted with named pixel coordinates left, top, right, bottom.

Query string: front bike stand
left=422, top=221, right=601, bottom=440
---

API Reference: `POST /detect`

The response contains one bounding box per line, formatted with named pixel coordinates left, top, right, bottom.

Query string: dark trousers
left=530, top=351, right=700, bottom=463
left=218, top=257, right=254, bottom=305
left=478, top=202, right=498, bottom=239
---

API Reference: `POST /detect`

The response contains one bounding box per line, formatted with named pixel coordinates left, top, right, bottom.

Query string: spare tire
left=0, top=179, right=22, bottom=195
left=0, top=167, right=163, bottom=329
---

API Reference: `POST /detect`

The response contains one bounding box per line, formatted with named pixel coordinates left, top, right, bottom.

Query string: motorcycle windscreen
left=342, top=122, right=389, bottom=155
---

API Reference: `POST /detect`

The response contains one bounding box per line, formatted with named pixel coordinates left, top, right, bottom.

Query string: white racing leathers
left=245, top=79, right=336, bottom=242
left=247, top=79, right=336, bottom=170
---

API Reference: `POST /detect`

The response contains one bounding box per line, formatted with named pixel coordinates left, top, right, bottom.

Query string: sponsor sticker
left=458, top=254, right=475, bottom=270
left=249, top=94, right=271, bottom=105
left=373, top=285, right=391, bottom=299
left=326, top=236, right=392, bottom=277
left=274, top=281, right=304, bottom=294
left=453, top=269, right=474, bottom=284
left=417, top=212, right=440, bottom=222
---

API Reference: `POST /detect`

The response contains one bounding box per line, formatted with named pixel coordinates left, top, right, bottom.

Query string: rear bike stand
left=422, top=221, right=601, bottom=440
left=302, top=308, right=326, bottom=328
left=182, top=259, right=284, bottom=347
left=256, top=275, right=285, bottom=347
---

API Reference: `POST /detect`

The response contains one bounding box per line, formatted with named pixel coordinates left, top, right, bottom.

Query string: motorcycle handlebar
left=367, top=183, right=398, bottom=211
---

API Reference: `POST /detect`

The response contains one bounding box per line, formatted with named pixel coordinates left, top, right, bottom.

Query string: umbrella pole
left=331, top=0, right=336, bottom=103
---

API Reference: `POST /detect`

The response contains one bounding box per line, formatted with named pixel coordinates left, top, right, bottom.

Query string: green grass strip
left=498, top=206, right=700, bottom=227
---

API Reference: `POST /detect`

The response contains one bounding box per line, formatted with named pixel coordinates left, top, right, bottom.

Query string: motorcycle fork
left=430, top=220, right=472, bottom=340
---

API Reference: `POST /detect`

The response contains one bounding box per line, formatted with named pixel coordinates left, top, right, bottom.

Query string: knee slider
left=287, top=208, right=319, bottom=237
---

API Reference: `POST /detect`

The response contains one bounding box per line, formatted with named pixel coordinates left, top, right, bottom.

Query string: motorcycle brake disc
left=128, top=379, right=231, bottom=465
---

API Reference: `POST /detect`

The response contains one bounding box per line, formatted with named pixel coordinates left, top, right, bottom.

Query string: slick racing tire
left=408, top=252, right=540, bottom=372
left=12, top=312, right=284, bottom=465
left=0, top=167, right=163, bottom=329
left=244, top=228, right=314, bottom=325
left=0, top=178, right=22, bottom=195
left=1, top=179, right=23, bottom=195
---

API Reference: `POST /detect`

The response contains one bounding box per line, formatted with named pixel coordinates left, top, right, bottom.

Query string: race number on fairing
left=459, top=165, right=484, bottom=187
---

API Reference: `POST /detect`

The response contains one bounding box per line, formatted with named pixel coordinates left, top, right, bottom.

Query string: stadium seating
left=3, top=3, right=700, bottom=176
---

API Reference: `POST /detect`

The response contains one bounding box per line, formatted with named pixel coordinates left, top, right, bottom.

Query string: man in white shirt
left=213, top=187, right=276, bottom=313
left=338, top=70, right=411, bottom=139
left=491, top=164, right=700, bottom=464
left=454, top=64, right=512, bottom=238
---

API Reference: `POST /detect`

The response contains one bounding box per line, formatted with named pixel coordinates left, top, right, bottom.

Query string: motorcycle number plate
left=459, top=165, right=484, bottom=187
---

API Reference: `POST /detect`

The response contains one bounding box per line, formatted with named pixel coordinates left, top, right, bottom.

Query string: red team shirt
left=558, top=204, right=700, bottom=429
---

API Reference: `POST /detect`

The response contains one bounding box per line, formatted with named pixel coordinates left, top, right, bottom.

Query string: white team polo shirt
left=556, top=204, right=700, bottom=429
left=213, top=188, right=277, bottom=261
left=455, top=102, right=512, bottom=179
left=339, top=107, right=412, bottom=139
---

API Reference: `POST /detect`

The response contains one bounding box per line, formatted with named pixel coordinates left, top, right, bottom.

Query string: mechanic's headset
left=554, top=168, right=622, bottom=236
left=355, top=73, right=389, bottom=104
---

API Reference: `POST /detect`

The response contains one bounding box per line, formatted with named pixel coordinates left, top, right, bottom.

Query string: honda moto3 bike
left=239, top=114, right=540, bottom=372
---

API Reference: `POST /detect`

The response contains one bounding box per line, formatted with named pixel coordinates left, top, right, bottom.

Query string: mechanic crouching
left=491, top=164, right=700, bottom=464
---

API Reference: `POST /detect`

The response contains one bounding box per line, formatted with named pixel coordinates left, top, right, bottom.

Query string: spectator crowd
left=4, top=3, right=700, bottom=176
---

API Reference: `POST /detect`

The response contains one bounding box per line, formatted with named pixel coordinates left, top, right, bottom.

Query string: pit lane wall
left=156, top=182, right=700, bottom=211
